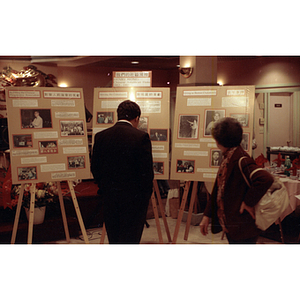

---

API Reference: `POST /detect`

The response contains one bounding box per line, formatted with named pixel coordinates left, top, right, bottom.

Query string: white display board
left=170, top=85, right=255, bottom=182
left=6, top=87, right=91, bottom=184
left=92, top=87, right=170, bottom=180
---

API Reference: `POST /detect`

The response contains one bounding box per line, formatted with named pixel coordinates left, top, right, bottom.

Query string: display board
left=170, top=85, right=255, bottom=182
left=92, top=87, right=170, bottom=180
left=6, top=87, right=91, bottom=184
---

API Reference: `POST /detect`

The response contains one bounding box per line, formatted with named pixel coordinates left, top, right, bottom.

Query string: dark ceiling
left=0, top=55, right=261, bottom=70
left=0, top=56, right=180, bottom=70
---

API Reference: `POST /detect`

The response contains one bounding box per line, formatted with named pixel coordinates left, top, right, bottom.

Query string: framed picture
left=20, top=109, right=52, bottom=129
left=39, top=140, right=58, bottom=154
left=96, top=111, right=114, bottom=124
left=176, top=159, right=195, bottom=173
left=178, top=115, right=199, bottom=139
left=17, top=166, right=37, bottom=181
left=60, top=120, right=85, bottom=136
left=67, top=155, right=86, bottom=169
left=150, top=129, right=168, bottom=141
left=12, top=134, right=33, bottom=148
left=210, top=149, right=223, bottom=167
left=241, top=133, right=250, bottom=151
left=137, top=116, right=148, bottom=133
left=153, top=162, right=164, bottom=175
left=204, top=110, right=225, bottom=136
left=230, top=113, right=249, bottom=127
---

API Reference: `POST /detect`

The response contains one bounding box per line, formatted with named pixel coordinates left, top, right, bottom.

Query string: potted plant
left=11, top=182, right=58, bottom=224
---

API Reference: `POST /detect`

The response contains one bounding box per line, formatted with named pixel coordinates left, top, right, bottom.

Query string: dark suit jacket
left=204, top=146, right=274, bottom=240
left=91, top=121, right=154, bottom=201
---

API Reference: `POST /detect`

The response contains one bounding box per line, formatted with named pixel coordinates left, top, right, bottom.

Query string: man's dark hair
left=117, top=100, right=141, bottom=121
left=212, top=117, right=243, bottom=148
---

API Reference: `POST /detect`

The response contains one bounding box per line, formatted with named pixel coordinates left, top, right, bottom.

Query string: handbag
left=238, top=157, right=290, bottom=231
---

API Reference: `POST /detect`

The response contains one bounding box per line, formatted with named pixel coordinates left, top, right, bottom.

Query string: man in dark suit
left=91, top=100, right=154, bottom=244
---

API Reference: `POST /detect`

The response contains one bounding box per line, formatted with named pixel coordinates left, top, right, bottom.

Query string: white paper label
left=51, top=172, right=76, bottom=179
left=63, top=147, right=87, bottom=154
left=184, top=151, right=208, bottom=156
left=40, top=163, right=66, bottom=172
left=21, top=157, right=47, bottom=164
left=12, top=99, right=38, bottom=107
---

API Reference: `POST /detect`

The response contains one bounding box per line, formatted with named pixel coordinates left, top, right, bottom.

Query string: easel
left=172, top=181, right=208, bottom=244
left=11, top=180, right=89, bottom=244
left=100, top=180, right=172, bottom=244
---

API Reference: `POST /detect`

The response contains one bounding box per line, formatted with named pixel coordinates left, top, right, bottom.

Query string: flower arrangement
left=11, top=182, right=59, bottom=208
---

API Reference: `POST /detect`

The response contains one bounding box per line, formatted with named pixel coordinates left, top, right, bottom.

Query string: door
left=269, top=94, right=292, bottom=147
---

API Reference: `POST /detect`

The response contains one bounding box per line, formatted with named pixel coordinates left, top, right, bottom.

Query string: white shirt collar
left=118, top=120, right=133, bottom=126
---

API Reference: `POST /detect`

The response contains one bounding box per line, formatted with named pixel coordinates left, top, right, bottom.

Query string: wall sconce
left=179, top=67, right=193, bottom=78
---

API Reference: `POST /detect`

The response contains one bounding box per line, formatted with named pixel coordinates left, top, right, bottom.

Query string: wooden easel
left=100, top=180, right=172, bottom=244
left=11, top=180, right=89, bottom=244
left=172, top=181, right=208, bottom=244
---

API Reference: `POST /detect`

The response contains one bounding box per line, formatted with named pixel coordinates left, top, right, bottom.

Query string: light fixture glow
left=217, top=81, right=223, bottom=86
left=131, top=61, right=139, bottom=64
left=59, top=83, right=68, bottom=87
left=129, top=91, right=135, bottom=101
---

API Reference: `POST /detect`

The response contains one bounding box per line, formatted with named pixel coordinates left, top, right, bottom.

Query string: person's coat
left=91, top=121, right=154, bottom=202
left=204, top=146, right=274, bottom=240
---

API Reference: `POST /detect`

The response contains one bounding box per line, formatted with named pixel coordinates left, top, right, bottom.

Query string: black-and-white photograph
left=67, top=155, right=86, bottom=169
left=39, top=140, right=58, bottom=154
left=96, top=111, right=114, bottom=124
left=12, top=134, right=33, bottom=148
left=137, top=116, right=148, bottom=133
left=60, top=120, right=85, bottom=136
left=241, top=133, right=250, bottom=151
left=17, top=166, right=37, bottom=181
left=210, top=149, right=223, bottom=167
left=230, top=113, right=249, bottom=127
left=178, top=115, right=199, bottom=139
left=204, top=110, right=225, bottom=136
left=176, top=159, right=195, bottom=173
left=21, top=109, right=52, bottom=129
left=153, top=162, right=164, bottom=175
left=150, top=129, right=168, bottom=141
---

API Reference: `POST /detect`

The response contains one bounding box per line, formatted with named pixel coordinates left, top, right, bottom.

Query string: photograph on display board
left=153, top=162, right=164, bottom=175
left=210, top=149, right=223, bottom=167
left=241, top=133, right=250, bottom=151
left=67, top=155, right=86, bottom=169
left=178, top=115, right=199, bottom=139
left=12, top=134, right=33, bottom=148
left=20, top=109, right=52, bottom=129
left=150, top=129, right=168, bottom=141
left=60, top=120, right=85, bottom=136
left=230, top=113, right=249, bottom=127
left=39, top=140, right=58, bottom=154
left=96, top=111, right=114, bottom=124
left=204, top=110, right=225, bottom=136
left=137, top=116, right=148, bottom=133
left=18, top=166, right=37, bottom=181
left=176, top=159, right=195, bottom=173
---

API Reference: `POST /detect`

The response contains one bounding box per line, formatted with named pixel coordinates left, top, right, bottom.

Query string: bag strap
left=238, top=156, right=265, bottom=187
left=238, top=156, right=250, bottom=187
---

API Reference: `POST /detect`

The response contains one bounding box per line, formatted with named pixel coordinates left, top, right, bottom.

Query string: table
left=279, top=177, right=300, bottom=221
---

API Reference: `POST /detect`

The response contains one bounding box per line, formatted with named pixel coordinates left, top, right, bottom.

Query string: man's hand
left=199, top=215, right=210, bottom=236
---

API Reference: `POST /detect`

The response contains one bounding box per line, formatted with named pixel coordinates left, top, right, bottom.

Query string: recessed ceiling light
left=131, top=61, right=139, bottom=64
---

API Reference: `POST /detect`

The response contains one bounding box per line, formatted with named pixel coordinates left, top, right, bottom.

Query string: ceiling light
left=131, top=61, right=139, bottom=64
